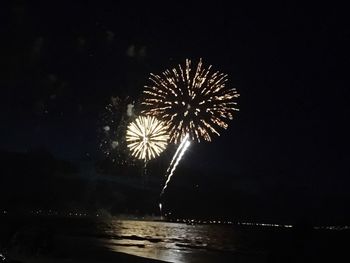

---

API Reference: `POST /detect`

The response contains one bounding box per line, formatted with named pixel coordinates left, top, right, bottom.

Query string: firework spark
left=142, top=58, right=239, bottom=143
left=98, top=96, right=136, bottom=165
left=160, top=134, right=190, bottom=196
left=126, top=115, right=169, bottom=162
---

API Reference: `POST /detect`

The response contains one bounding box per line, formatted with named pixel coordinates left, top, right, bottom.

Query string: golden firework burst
left=142, top=58, right=239, bottom=143
left=126, top=115, right=169, bottom=161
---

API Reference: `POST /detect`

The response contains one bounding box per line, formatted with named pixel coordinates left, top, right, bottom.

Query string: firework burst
left=126, top=115, right=169, bottom=162
left=142, top=58, right=239, bottom=143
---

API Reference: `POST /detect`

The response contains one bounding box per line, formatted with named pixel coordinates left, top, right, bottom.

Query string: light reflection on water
left=97, top=219, right=240, bottom=263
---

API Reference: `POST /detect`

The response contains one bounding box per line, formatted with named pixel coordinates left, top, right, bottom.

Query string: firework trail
left=126, top=115, right=169, bottom=162
left=160, top=134, right=191, bottom=196
left=142, top=58, right=239, bottom=143
left=164, top=133, right=189, bottom=176
left=159, top=202, right=163, bottom=216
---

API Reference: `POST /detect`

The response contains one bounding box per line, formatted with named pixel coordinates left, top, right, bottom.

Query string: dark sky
left=1, top=2, right=349, bottom=224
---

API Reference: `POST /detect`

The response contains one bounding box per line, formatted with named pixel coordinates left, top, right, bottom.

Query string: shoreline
left=2, top=216, right=349, bottom=263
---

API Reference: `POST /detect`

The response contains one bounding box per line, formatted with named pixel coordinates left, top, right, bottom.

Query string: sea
left=90, top=219, right=261, bottom=262
left=1, top=216, right=349, bottom=262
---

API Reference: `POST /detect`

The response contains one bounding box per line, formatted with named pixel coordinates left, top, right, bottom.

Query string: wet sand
left=6, top=235, right=169, bottom=263
left=11, top=253, right=167, bottom=263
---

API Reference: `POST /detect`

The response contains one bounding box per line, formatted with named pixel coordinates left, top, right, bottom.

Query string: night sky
left=1, top=2, right=349, bottom=224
